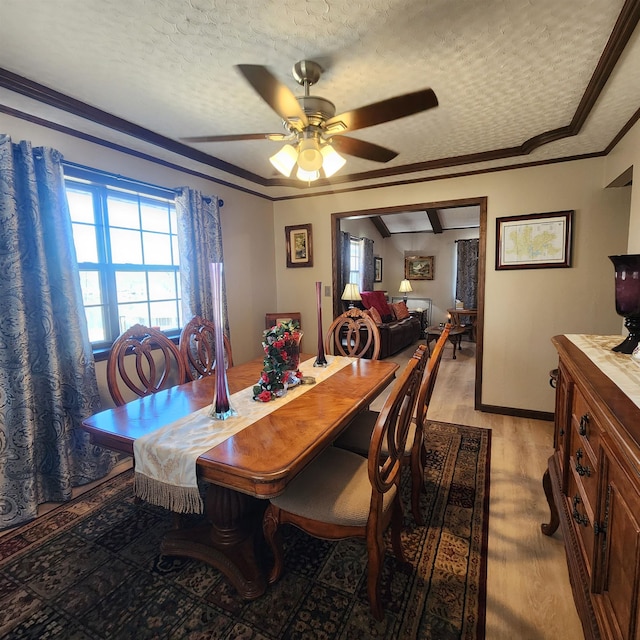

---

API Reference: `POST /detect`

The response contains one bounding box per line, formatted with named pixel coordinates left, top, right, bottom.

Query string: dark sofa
left=359, top=290, right=422, bottom=359
left=376, top=315, right=422, bottom=359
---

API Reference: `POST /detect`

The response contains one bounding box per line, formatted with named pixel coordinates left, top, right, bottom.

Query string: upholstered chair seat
left=335, top=410, right=418, bottom=459
left=269, top=446, right=397, bottom=526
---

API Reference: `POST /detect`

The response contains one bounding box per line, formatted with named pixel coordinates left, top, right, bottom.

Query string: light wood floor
left=376, top=338, right=585, bottom=640
left=2, top=340, right=585, bottom=638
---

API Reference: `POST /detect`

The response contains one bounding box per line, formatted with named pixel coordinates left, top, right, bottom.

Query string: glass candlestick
left=208, top=262, right=237, bottom=419
left=314, top=281, right=328, bottom=367
left=609, top=254, right=640, bottom=354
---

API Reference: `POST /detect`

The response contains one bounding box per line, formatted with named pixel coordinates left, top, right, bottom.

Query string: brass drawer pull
left=572, top=495, right=589, bottom=527
left=575, top=449, right=591, bottom=477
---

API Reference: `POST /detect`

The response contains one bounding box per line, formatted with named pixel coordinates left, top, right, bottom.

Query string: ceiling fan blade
left=330, top=136, right=398, bottom=163
left=325, top=88, right=438, bottom=133
left=236, top=64, right=308, bottom=130
left=180, top=133, right=288, bottom=143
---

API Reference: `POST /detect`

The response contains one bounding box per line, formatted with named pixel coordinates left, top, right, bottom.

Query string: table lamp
left=341, top=283, right=361, bottom=309
left=399, top=279, right=413, bottom=303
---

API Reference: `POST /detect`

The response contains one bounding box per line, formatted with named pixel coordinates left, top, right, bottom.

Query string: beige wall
left=340, top=217, right=480, bottom=325
left=2, top=112, right=634, bottom=414
left=385, top=227, right=479, bottom=325
left=274, top=158, right=631, bottom=413
left=604, top=118, right=640, bottom=253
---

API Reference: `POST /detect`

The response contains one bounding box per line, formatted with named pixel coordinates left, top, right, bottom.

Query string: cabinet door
left=593, top=443, right=640, bottom=640
left=555, top=362, right=572, bottom=489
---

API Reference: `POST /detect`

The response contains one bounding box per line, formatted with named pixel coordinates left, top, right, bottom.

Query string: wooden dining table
left=82, top=353, right=398, bottom=600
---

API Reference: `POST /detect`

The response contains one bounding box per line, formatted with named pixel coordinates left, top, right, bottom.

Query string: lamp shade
left=296, top=166, right=320, bottom=182
left=297, top=138, right=323, bottom=172
left=399, top=279, right=413, bottom=294
left=270, top=139, right=348, bottom=182
left=321, top=145, right=346, bottom=177
left=341, top=283, right=362, bottom=301
left=269, top=144, right=297, bottom=177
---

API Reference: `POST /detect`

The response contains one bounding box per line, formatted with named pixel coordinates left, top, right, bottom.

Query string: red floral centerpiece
left=253, top=320, right=303, bottom=402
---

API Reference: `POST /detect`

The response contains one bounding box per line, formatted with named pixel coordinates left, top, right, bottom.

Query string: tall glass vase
left=208, top=262, right=237, bottom=420
left=314, top=281, right=328, bottom=366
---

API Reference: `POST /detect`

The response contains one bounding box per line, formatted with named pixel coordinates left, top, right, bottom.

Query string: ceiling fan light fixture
left=320, top=145, right=346, bottom=177
left=296, top=166, right=320, bottom=182
left=297, top=137, right=323, bottom=172
left=269, top=144, right=297, bottom=177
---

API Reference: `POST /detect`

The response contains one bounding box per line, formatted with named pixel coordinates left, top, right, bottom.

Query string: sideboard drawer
left=570, top=422, right=599, bottom=515
left=567, top=469, right=595, bottom=578
left=571, top=385, right=601, bottom=463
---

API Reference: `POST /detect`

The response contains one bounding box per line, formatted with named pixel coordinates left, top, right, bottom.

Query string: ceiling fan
left=181, top=60, right=438, bottom=182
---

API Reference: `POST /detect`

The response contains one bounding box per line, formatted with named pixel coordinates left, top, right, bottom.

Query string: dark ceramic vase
left=609, top=254, right=640, bottom=354
left=314, top=281, right=328, bottom=367
left=208, top=262, right=237, bottom=419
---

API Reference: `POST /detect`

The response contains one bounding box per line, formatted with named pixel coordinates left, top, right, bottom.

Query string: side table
left=447, top=308, right=477, bottom=341
left=426, top=325, right=465, bottom=359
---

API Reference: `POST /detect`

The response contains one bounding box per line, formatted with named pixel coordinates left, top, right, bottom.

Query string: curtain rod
left=62, top=160, right=224, bottom=206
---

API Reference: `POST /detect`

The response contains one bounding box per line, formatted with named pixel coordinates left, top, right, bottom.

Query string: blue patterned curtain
left=0, top=136, right=117, bottom=530
left=175, top=188, right=229, bottom=332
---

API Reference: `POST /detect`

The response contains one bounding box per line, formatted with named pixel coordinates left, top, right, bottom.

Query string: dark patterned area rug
left=0, top=421, right=490, bottom=640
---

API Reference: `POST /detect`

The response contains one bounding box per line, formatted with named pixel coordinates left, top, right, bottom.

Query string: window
left=348, top=236, right=361, bottom=287
left=65, top=169, right=181, bottom=349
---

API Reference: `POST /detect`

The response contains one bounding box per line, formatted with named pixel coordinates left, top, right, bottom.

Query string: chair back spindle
left=106, top=324, right=187, bottom=406
left=179, top=315, right=233, bottom=381
left=324, top=308, right=381, bottom=359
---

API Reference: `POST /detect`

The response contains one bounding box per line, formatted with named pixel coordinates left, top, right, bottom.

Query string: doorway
left=331, top=196, right=487, bottom=409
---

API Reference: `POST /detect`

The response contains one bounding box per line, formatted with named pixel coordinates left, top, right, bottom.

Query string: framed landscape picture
left=405, top=255, right=434, bottom=280
left=285, top=223, right=313, bottom=268
left=374, top=257, right=383, bottom=282
left=496, top=210, right=573, bottom=270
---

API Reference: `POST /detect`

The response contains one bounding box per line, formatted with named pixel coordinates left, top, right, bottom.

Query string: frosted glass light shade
left=297, top=138, right=323, bottom=171
left=269, top=144, right=297, bottom=177
left=321, top=145, right=346, bottom=177
left=296, top=166, right=320, bottom=182
left=270, top=140, right=347, bottom=182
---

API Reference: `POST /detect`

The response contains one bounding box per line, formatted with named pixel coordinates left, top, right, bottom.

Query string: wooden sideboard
left=543, top=335, right=640, bottom=640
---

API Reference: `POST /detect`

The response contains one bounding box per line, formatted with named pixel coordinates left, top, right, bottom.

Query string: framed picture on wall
left=374, top=257, right=383, bottom=282
left=285, top=223, right=313, bottom=268
left=405, top=255, right=434, bottom=280
left=496, top=210, right=573, bottom=270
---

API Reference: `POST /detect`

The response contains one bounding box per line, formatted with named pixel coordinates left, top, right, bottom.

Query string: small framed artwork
left=285, top=223, right=313, bottom=268
left=405, top=255, right=434, bottom=280
left=496, top=210, right=573, bottom=270
left=374, top=257, right=383, bottom=282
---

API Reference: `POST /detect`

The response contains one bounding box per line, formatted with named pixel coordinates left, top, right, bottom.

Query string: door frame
left=331, top=196, right=487, bottom=410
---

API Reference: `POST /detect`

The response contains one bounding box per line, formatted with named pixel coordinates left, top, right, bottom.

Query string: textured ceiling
left=1, top=0, right=639, bottom=198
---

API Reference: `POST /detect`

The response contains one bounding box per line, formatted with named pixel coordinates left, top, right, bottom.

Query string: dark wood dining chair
left=407, top=325, right=450, bottom=522
left=179, top=315, right=234, bottom=381
left=324, top=307, right=381, bottom=359
left=262, top=353, right=423, bottom=620
left=106, top=323, right=187, bottom=406
left=334, top=325, right=450, bottom=524
left=265, top=312, right=301, bottom=330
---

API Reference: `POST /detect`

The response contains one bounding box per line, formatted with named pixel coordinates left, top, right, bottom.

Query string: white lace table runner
left=565, top=334, right=640, bottom=409
left=133, top=355, right=355, bottom=513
